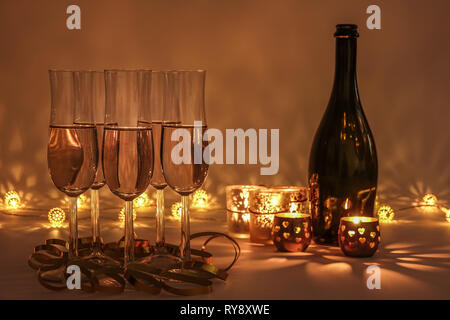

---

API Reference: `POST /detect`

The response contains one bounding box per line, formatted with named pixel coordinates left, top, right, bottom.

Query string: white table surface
left=0, top=206, right=449, bottom=300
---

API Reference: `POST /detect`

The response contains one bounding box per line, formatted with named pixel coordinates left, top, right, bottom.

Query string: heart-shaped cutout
left=282, top=221, right=289, bottom=228
left=305, top=232, right=311, bottom=239
left=340, top=236, right=345, bottom=243
left=341, top=225, right=346, bottom=232
left=359, top=237, right=366, bottom=244
left=283, top=232, right=290, bottom=239
left=295, top=237, right=302, bottom=243
left=370, top=232, right=376, bottom=238
left=275, top=236, right=281, bottom=242
left=294, top=227, right=301, bottom=234
left=369, top=242, right=375, bottom=248
left=348, top=230, right=355, bottom=237
left=274, top=225, right=281, bottom=232
left=358, top=227, right=365, bottom=235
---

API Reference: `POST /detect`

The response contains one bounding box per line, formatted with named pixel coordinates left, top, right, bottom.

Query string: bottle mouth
left=334, top=24, right=359, bottom=38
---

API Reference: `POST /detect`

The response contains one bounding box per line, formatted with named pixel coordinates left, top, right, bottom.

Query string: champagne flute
left=161, top=70, right=209, bottom=263
left=77, top=71, right=119, bottom=266
left=141, top=71, right=181, bottom=268
left=48, top=70, right=98, bottom=259
left=103, top=70, right=153, bottom=266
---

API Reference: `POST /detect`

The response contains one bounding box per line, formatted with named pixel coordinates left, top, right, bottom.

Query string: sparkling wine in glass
left=103, top=70, right=153, bottom=265
left=161, top=70, right=209, bottom=263
left=75, top=71, right=119, bottom=266
left=48, top=70, right=98, bottom=259
left=140, top=71, right=182, bottom=268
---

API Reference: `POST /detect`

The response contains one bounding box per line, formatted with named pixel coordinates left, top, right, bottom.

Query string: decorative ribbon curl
left=28, top=232, right=240, bottom=296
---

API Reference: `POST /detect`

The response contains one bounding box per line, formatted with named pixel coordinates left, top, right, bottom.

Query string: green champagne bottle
left=308, top=24, right=378, bottom=245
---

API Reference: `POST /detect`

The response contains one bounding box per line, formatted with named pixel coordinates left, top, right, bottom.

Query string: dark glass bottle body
left=308, top=25, right=378, bottom=245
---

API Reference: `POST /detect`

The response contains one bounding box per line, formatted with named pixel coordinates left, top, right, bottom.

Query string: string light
left=440, top=207, right=450, bottom=223
left=118, top=207, right=137, bottom=225
left=133, top=192, right=151, bottom=208
left=48, top=208, right=66, bottom=228
left=4, top=191, right=21, bottom=210
left=422, top=193, right=438, bottom=206
left=171, top=202, right=182, bottom=220
left=377, top=205, right=395, bottom=223
left=191, top=189, right=209, bottom=209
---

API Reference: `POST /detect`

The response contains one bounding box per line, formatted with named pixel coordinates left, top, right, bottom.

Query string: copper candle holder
left=226, top=185, right=259, bottom=238
left=248, top=186, right=308, bottom=244
left=338, top=217, right=380, bottom=257
left=272, top=213, right=312, bottom=252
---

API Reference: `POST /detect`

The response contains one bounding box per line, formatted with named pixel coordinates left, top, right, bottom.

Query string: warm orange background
left=0, top=0, right=449, bottom=210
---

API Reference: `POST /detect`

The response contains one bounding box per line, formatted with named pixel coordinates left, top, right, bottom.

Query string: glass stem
left=90, top=189, right=101, bottom=255
left=180, top=195, right=191, bottom=262
left=124, top=200, right=135, bottom=265
left=156, top=189, right=165, bottom=249
left=68, top=197, right=79, bottom=259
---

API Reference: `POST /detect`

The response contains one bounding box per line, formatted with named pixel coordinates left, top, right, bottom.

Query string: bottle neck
left=331, top=37, right=359, bottom=100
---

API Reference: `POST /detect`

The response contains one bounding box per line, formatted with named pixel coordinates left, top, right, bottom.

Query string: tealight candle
left=226, top=185, right=259, bottom=238
left=338, top=216, right=380, bottom=257
left=272, top=212, right=312, bottom=252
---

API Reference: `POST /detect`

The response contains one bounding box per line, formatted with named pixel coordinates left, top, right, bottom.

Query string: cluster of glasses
left=47, top=69, right=208, bottom=268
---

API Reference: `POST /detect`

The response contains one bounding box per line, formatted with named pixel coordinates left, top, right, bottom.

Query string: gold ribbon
left=28, top=232, right=240, bottom=296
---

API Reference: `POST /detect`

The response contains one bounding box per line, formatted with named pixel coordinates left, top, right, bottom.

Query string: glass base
left=139, top=250, right=182, bottom=271
left=82, top=251, right=121, bottom=268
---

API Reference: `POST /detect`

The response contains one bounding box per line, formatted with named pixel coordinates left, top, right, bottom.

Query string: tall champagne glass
left=141, top=71, right=181, bottom=267
left=75, top=71, right=119, bottom=265
left=103, top=70, right=153, bottom=266
left=161, top=70, right=208, bottom=263
left=48, top=70, right=98, bottom=259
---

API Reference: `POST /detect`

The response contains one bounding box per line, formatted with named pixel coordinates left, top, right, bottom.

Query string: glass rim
left=48, top=69, right=103, bottom=73
left=270, top=186, right=308, bottom=192
left=225, top=185, right=262, bottom=191
left=275, top=212, right=311, bottom=219
left=104, top=69, right=152, bottom=73
left=170, top=69, right=206, bottom=73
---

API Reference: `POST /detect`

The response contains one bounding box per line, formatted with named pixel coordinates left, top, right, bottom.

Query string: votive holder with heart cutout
left=338, top=216, right=380, bottom=257
left=272, top=212, right=312, bottom=252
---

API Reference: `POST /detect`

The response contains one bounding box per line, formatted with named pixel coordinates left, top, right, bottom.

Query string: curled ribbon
left=28, top=232, right=240, bottom=296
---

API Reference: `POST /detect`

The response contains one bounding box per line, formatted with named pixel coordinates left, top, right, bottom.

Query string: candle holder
left=249, top=212, right=275, bottom=244
left=226, top=185, right=259, bottom=238
left=272, top=213, right=312, bottom=252
left=338, top=217, right=380, bottom=257
left=248, top=186, right=308, bottom=244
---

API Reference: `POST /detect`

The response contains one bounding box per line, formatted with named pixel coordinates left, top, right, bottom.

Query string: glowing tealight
left=377, top=205, right=395, bottom=223
left=4, top=191, right=20, bottom=210
left=118, top=207, right=137, bottom=225
left=242, top=213, right=250, bottom=223
left=422, top=193, right=438, bottom=206
left=191, top=189, right=209, bottom=209
left=133, top=193, right=151, bottom=208
left=171, top=202, right=182, bottom=220
left=352, top=217, right=361, bottom=224
left=48, top=207, right=66, bottom=228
